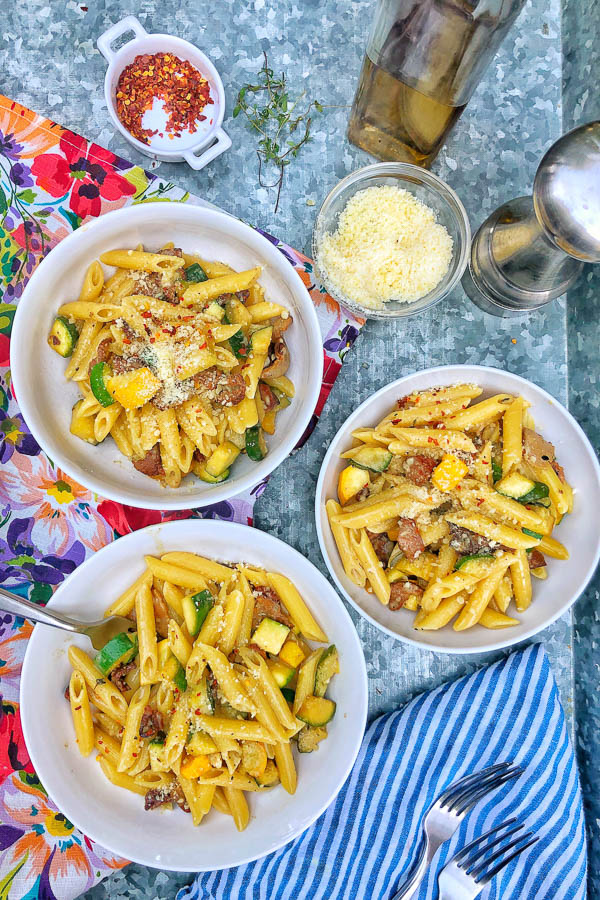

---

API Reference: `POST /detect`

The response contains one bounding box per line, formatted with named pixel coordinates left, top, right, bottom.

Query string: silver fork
left=391, top=762, right=523, bottom=900
left=0, top=585, right=134, bottom=650
left=438, top=818, right=539, bottom=899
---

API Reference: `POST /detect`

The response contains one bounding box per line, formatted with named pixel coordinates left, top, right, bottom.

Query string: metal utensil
left=391, top=761, right=523, bottom=899
left=462, top=120, right=600, bottom=315
left=0, top=585, right=134, bottom=651
left=438, top=818, right=539, bottom=899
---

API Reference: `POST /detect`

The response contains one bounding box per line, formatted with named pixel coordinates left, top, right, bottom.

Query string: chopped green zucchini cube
left=267, top=659, right=295, bottom=688
left=48, top=316, right=79, bottom=357
left=496, top=472, right=535, bottom=499
left=246, top=425, right=267, bottom=461
left=314, top=645, right=339, bottom=698
left=251, top=617, right=290, bottom=655
left=297, top=725, right=328, bottom=753
left=184, top=263, right=208, bottom=283
left=182, top=590, right=213, bottom=637
left=95, top=632, right=138, bottom=676
left=297, top=695, right=336, bottom=727
left=347, top=446, right=392, bottom=473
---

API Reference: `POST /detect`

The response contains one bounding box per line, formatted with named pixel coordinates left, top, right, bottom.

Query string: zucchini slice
left=297, top=725, right=327, bottom=753
left=455, top=552, right=494, bottom=570
left=250, top=325, right=273, bottom=357
left=254, top=759, right=279, bottom=787
left=267, top=659, right=296, bottom=688
left=205, top=441, right=240, bottom=477
left=297, top=695, right=336, bottom=727
left=90, top=362, right=115, bottom=408
left=518, top=482, right=550, bottom=504
left=185, top=263, right=208, bottom=283
left=496, top=472, right=535, bottom=499
left=491, top=460, right=502, bottom=483
left=95, top=632, right=138, bottom=676
left=314, top=645, right=339, bottom=698
left=187, top=730, right=217, bottom=756
left=204, top=300, right=226, bottom=321
left=280, top=686, right=295, bottom=704
left=246, top=425, right=268, bottom=461
left=251, top=617, right=290, bottom=655
left=182, top=590, right=213, bottom=637
left=223, top=315, right=248, bottom=360
left=346, top=446, right=392, bottom=473
left=48, top=316, right=79, bottom=357
left=193, top=462, right=230, bottom=484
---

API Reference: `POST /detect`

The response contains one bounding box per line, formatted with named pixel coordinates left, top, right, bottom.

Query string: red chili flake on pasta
left=132, top=752, right=138, bottom=758
left=141, top=310, right=153, bottom=319
left=115, top=52, right=214, bottom=145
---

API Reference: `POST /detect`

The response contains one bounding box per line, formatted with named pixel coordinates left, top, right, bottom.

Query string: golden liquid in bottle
left=347, top=55, right=466, bottom=168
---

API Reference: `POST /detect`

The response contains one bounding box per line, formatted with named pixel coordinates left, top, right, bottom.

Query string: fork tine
left=474, top=834, right=539, bottom=884
left=452, top=766, right=523, bottom=815
left=453, top=819, right=519, bottom=865
left=461, top=822, right=525, bottom=869
left=439, top=762, right=511, bottom=808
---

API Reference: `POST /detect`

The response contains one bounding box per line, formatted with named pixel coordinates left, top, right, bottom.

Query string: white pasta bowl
left=11, top=202, right=323, bottom=510
left=315, top=365, right=600, bottom=654
left=20, top=520, right=368, bottom=871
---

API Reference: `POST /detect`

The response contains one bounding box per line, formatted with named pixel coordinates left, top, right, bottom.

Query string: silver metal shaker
left=462, top=121, right=600, bottom=316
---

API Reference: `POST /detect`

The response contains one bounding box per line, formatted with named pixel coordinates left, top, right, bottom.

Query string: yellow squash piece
left=107, top=367, right=161, bottom=410
left=180, top=753, right=213, bottom=779
left=431, top=453, right=469, bottom=492
left=241, top=741, right=267, bottom=778
left=337, top=465, right=370, bottom=505
left=279, top=640, right=306, bottom=669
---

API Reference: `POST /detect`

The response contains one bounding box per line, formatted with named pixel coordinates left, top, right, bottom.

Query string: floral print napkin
left=0, top=95, right=364, bottom=899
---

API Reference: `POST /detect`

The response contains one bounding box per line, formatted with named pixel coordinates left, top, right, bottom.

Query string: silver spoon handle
left=0, top=585, right=81, bottom=633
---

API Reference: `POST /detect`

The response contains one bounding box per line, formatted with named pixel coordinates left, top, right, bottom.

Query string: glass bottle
left=348, top=0, right=527, bottom=168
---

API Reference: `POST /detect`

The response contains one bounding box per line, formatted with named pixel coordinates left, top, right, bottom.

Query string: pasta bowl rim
left=10, top=202, right=323, bottom=510
left=20, top=519, right=368, bottom=871
left=315, top=364, right=600, bottom=654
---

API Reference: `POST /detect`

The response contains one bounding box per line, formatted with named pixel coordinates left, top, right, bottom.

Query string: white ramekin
left=97, top=15, right=231, bottom=170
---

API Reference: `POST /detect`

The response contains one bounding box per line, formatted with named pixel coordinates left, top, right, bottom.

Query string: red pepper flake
left=74, top=705, right=82, bottom=711
left=476, top=498, right=485, bottom=506
left=123, top=337, right=131, bottom=344
left=132, top=752, right=138, bottom=758
left=116, top=52, right=214, bottom=145
left=149, top=337, right=156, bottom=343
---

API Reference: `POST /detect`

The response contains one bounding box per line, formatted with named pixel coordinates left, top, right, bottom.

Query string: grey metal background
left=1, top=0, right=597, bottom=896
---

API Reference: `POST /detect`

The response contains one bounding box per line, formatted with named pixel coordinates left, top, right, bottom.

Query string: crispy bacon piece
left=528, top=549, right=547, bottom=569
left=523, top=427, right=556, bottom=465
left=111, top=354, right=144, bottom=374
left=246, top=642, right=267, bottom=659
left=397, top=395, right=412, bottom=409
left=88, top=338, right=112, bottom=375
left=133, top=443, right=164, bottom=478
left=258, top=382, right=278, bottom=411
left=109, top=659, right=136, bottom=692
left=160, top=247, right=184, bottom=258
left=388, top=581, right=424, bottom=611
left=396, top=518, right=425, bottom=560
left=449, top=523, right=503, bottom=555
left=404, top=454, right=438, bottom=486
left=144, top=782, right=183, bottom=811
left=551, top=460, right=566, bottom=483
left=251, top=586, right=294, bottom=632
left=270, top=315, right=293, bottom=341
left=139, top=705, right=164, bottom=739
left=366, top=530, right=394, bottom=564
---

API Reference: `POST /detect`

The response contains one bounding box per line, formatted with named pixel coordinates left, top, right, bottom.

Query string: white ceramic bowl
left=315, top=365, right=600, bottom=653
left=97, top=16, right=231, bottom=170
left=20, top=520, right=368, bottom=871
left=11, top=202, right=323, bottom=510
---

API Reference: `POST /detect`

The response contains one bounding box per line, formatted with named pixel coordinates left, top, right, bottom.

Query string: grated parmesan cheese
left=318, top=184, right=453, bottom=310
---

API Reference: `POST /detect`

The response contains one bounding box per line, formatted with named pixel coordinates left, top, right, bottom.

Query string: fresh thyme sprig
left=233, top=52, right=323, bottom=213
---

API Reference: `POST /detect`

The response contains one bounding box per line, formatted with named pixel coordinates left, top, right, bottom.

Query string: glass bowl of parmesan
left=312, top=162, right=470, bottom=318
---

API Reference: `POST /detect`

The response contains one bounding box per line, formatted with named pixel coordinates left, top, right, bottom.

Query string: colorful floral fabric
left=0, top=95, right=364, bottom=899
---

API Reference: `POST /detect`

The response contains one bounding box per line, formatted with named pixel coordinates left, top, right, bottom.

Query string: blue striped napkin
left=177, top=643, right=587, bottom=900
